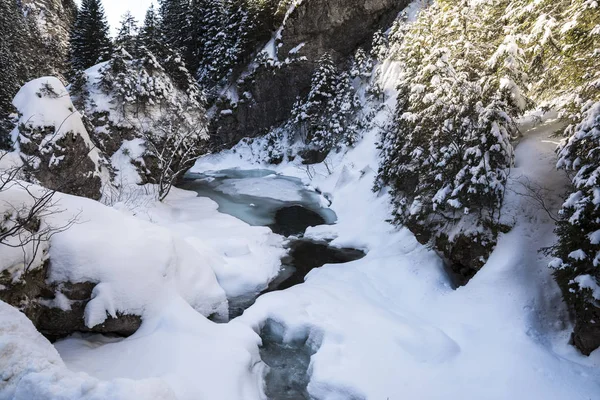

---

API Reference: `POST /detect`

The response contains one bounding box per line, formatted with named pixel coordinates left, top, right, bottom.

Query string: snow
left=143, top=189, right=286, bottom=298
left=46, top=190, right=229, bottom=325
left=12, top=77, right=86, bottom=144
left=0, top=180, right=284, bottom=399
left=573, top=275, right=600, bottom=301
left=189, top=104, right=600, bottom=399
left=0, top=300, right=176, bottom=400
left=54, top=296, right=266, bottom=400
left=3, top=2, right=600, bottom=396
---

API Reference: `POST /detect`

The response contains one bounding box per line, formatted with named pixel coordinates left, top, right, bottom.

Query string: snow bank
left=0, top=301, right=176, bottom=400
left=143, top=188, right=286, bottom=298
left=3, top=182, right=282, bottom=398
left=54, top=297, right=266, bottom=400
left=46, top=190, right=228, bottom=325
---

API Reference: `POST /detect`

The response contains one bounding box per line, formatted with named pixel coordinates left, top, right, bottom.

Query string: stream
left=181, top=169, right=366, bottom=399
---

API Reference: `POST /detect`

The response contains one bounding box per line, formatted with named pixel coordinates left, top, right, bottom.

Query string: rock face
left=13, top=77, right=106, bottom=200
left=573, top=308, right=600, bottom=356
left=213, top=0, right=408, bottom=147
left=0, top=262, right=141, bottom=341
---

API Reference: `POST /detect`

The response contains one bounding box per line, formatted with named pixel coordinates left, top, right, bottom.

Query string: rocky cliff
left=212, top=0, right=408, bottom=147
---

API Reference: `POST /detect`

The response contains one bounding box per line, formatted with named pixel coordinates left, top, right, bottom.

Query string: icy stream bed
left=180, top=168, right=365, bottom=320
left=52, top=168, right=365, bottom=400
left=181, top=169, right=366, bottom=399
left=180, top=169, right=337, bottom=234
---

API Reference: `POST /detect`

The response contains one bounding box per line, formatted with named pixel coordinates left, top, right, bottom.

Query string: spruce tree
left=159, top=0, right=190, bottom=58
left=139, top=4, right=164, bottom=57
left=289, top=53, right=362, bottom=153
left=192, top=0, right=227, bottom=85
left=0, top=0, right=34, bottom=148
left=115, top=11, right=138, bottom=58
left=69, top=0, right=112, bottom=72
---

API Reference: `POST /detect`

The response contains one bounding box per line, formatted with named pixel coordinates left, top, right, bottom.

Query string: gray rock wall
left=213, top=0, right=409, bottom=147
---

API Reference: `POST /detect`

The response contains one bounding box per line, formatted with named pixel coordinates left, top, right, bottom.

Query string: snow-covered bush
left=552, top=102, right=600, bottom=355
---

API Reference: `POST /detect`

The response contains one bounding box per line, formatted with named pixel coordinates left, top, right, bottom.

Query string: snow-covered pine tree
left=349, top=48, right=373, bottom=83
left=69, top=0, right=112, bottom=72
left=160, top=46, right=205, bottom=106
left=377, top=0, right=523, bottom=282
left=158, top=0, right=190, bottom=62
left=291, top=53, right=338, bottom=147
left=289, top=53, right=363, bottom=155
left=188, top=0, right=223, bottom=75
left=115, top=11, right=139, bottom=58
left=0, top=0, right=52, bottom=148
left=0, top=0, right=22, bottom=148
left=98, top=47, right=136, bottom=113
left=553, top=102, right=600, bottom=355
left=503, top=0, right=600, bottom=113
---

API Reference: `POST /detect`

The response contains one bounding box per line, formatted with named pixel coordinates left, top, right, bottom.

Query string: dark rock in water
left=270, top=206, right=326, bottom=236
left=0, top=262, right=141, bottom=341
left=275, top=240, right=366, bottom=291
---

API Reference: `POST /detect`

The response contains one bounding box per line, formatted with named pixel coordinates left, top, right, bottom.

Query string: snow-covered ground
left=2, top=12, right=600, bottom=397
left=190, top=110, right=600, bottom=399
left=3, top=109, right=600, bottom=399
left=0, top=180, right=285, bottom=399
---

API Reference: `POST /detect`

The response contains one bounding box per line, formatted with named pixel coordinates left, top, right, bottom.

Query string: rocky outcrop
left=213, top=0, right=408, bottom=147
left=13, top=77, right=106, bottom=200
left=0, top=262, right=141, bottom=341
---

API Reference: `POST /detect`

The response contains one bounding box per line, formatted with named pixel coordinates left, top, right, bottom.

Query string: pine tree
left=139, top=4, right=164, bottom=57
left=0, top=0, right=46, bottom=148
left=552, top=102, right=600, bottom=355
left=376, top=0, right=521, bottom=280
left=193, top=0, right=228, bottom=85
left=289, top=53, right=363, bottom=153
left=115, top=11, right=138, bottom=58
left=69, top=0, right=112, bottom=72
left=159, top=0, right=190, bottom=59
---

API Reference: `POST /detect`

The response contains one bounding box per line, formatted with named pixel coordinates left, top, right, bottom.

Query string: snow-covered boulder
left=12, top=77, right=109, bottom=200
left=71, top=49, right=208, bottom=198
left=0, top=181, right=228, bottom=339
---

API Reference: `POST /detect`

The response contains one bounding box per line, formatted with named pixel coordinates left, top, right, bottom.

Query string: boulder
left=13, top=77, right=106, bottom=200
left=0, top=262, right=141, bottom=342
